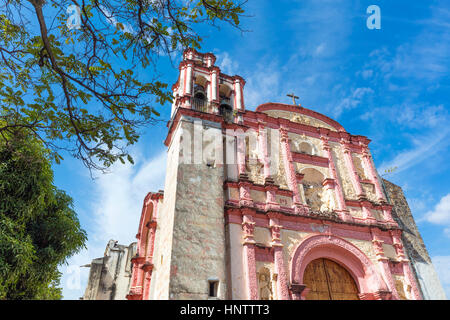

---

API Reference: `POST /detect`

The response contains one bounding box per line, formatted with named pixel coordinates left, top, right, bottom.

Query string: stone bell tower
left=127, top=48, right=245, bottom=300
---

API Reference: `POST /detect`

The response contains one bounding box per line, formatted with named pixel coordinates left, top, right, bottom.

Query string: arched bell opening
left=192, top=81, right=207, bottom=112
left=219, top=103, right=234, bottom=123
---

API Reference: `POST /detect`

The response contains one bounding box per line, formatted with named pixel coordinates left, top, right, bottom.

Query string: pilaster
left=242, top=210, right=258, bottom=300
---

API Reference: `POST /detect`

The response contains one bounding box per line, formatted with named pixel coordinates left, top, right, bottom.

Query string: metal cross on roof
left=287, top=93, right=299, bottom=106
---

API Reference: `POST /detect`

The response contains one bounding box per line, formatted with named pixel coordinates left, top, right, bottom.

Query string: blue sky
left=55, top=0, right=450, bottom=299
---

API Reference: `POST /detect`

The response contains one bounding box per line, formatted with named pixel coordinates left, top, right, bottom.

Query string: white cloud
left=364, top=4, right=450, bottom=89
left=216, top=51, right=239, bottom=76
left=60, top=149, right=167, bottom=299
left=431, top=256, right=450, bottom=299
left=379, top=127, right=450, bottom=176
left=333, top=87, right=374, bottom=118
left=423, top=194, right=450, bottom=225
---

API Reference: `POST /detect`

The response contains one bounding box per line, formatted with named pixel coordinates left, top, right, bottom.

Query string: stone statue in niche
left=303, top=182, right=323, bottom=212
left=320, top=188, right=336, bottom=212
left=353, top=154, right=368, bottom=181
left=246, top=158, right=264, bottom=184
left=258, top=269, right=273, bottom=300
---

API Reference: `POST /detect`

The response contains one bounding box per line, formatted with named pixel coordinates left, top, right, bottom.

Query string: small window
left=208, top=280, right=219, bottom=297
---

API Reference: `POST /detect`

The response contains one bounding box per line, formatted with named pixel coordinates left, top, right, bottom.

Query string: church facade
left=125, top=49, right=446, bottom=300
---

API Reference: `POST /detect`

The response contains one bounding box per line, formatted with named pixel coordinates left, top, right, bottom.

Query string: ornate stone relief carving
left=262, top=110, right=337, bottom=132
left=331, top=145, right=356, bottom=200
left=273, top=148, right=289, bottom=189
left=257, top=267, right=273, bottom=300
left=320, top=188, right=336, bottom=212
left=352, top=153, right=368, bottom=181
left=246, top=158, right=265, bottom=185
left=361, top=182, right=378, bottom=203
left=303, top=182, right=323, bottom=212
left=348, top=207, right=364, bottom=219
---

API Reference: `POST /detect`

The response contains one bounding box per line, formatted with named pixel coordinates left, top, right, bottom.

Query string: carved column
left=142, top=220, right=157, bottom=300
left=210, top=67, right=220, bottom=114
left=268, top=213, right=290, bottom=300
left=184, top=61, right=194, bottom=109
left=185, top=61, right=193, bottom=95
left=390, top=230, right=423, bottom=300
left=127, top=255, right=145, bottom=300
left=242, top=210, right=258, bottom=300
left=257, top=122, right=272, bottom=181
left=179, top=63, right=186, bottom=96
left=319, top=132, right=350, bottom=220
left=371, top=229, right=399, bottom=300
left=233, top=76, right=243, bottom=111
left=280, top=127, right=305, bottom=215
left=361, top=145, right=386, bottom=202
left=236, top=131, right=247, bottom=176
left=341, top=139, right=365, bottom=199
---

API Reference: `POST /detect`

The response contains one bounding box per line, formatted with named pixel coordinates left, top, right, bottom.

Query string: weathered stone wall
left=156, top=117, right=228, bottom=299
left=83, top=240, right=136, bottom=300
left=150, top=123, right=182, bottom=299
left=382, top=179, right=447, bottom=300
left=226, top=223, right=245, bottom=299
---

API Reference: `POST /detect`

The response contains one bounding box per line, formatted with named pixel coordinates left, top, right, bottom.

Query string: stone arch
left=193, top=75, right=208, bottom=100
left=298, top=141, right=315, bottom=155
left=301, top=167, right=324, bottom=184
left=137, top=201, right=154, bottom=256
left=290, top=235, right=388, bottom=298
left=219, top=82, right=233, bottom=98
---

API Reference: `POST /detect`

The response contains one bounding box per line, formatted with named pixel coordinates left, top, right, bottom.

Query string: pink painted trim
left=224, top=208, right=397, bottom=244
left=255, top=246, right=274, bottom=262
left=291, top=152, right=329, bottom=168
left=243, top=244, right=258, bottom=299
left=320, top=137, right=348, bottom=214
left=274, top=246, right=290, bottom=300
left=342, top=143, right=364, bottom=197
left=255, top=103, right=347, bottom=133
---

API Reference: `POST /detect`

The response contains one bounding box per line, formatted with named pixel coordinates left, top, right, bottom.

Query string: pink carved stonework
left=242, top=210, right=258, bottom=300
left=290, top=235, right=391, bottom=299
left=361, top=146, right=386, bottom=202
left=279, top=127, right=303, bottom=208
left=370, top=229, right=400, bottom=300
left=268, top=214, right=290, bottom=300
left=341, top=139, right=365, bottom=198
left=319, top=133, right=350, bottom=220
left=127, top=192, right=162, bottom=300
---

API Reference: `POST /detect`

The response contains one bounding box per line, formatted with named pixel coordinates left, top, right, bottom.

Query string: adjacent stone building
left=82, top=240, right=136, bottom=300
left=125, top=49, right=446, bottom=300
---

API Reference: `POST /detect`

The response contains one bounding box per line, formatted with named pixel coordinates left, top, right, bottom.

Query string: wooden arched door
left=303, top=258, right=359, bottom=300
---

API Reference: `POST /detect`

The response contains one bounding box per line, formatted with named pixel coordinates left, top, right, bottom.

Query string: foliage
left=0, top=128, right=87, bottom=299
left=0, top=0, right=246, bottom=172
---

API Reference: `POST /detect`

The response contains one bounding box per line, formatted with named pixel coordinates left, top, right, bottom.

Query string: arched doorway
left=303, top=258, right=359, bottom=300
